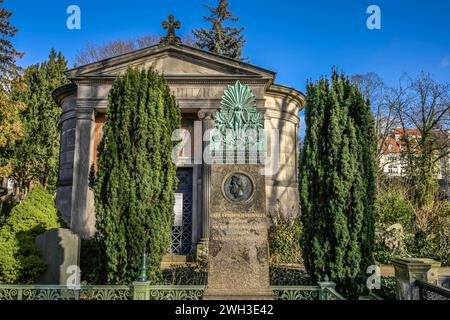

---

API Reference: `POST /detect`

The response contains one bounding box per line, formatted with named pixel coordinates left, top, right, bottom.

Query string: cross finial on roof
left=160, top=15, right=182, bottom=45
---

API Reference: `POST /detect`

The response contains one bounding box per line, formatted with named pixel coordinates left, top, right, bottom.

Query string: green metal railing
left=271, top=281, right=346, bottom=300
left=272, top=285, right=320, bottom=300
left=0, top=282, right=345, bottom=300
left=148, top=285, right=206, bottom=300
left=0, top=284, right=206, bottom=301
left=323, top=287, right=346, bottom=300
left=0, top=285, right=131, bottom=300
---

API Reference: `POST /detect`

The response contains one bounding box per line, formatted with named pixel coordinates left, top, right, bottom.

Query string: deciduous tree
left=0, top=1, right=25, bottom=179
left=74, top=34, right=196, bottom=66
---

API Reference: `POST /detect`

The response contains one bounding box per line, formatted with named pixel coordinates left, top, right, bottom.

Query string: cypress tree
left=299, top=71, right=376, bottom=297
left=348, top=83, right=377, bottom=278
left=93, top=68, right=180, bottom=284
left=192, top=0, right=245, bottom=60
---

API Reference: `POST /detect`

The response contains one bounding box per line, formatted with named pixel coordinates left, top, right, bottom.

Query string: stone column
left=392, top=258, right=434, bottom=300
left=196, top=110, right=215, bottom=257
left=71, top=107, right=96, bottom=239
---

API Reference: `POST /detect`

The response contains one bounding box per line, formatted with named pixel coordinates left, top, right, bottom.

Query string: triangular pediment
left=66, top=44, right=276, bottom=80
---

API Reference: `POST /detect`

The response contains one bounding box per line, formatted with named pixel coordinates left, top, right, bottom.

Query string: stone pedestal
left=392, top=258, right=434, bottom=300
left=415, top=258, right=441, bottom=285
left=196, top=238, right=209, bottom=261
left=204, top=164, right=273, bottom=300
left=35, top=228, right=80, bottom=285
left=133, top=281, right=151, bottom=300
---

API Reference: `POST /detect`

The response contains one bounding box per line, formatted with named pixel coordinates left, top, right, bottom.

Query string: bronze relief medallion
left=223, top=172, right=254, bottom=203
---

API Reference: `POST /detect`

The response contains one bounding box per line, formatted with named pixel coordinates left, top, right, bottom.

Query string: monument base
left=203, top=289, right=274, bottom=300
left=196, top=238, right=209, bottom=260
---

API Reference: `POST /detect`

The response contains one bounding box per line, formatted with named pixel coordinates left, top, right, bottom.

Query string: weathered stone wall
left=264, top=94, right=300, bottom=221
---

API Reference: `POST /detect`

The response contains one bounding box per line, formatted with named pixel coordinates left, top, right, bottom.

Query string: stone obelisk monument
left=204, top=81, right=273, bottom=300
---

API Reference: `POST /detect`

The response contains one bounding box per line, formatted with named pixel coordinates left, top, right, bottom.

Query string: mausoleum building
left=53, top=38, right=304, bottom=258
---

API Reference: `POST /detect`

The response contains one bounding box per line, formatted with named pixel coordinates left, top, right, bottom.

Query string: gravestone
left=35, top=228, right=80, bottom=285
left=204, top=81, right=273, bottom=300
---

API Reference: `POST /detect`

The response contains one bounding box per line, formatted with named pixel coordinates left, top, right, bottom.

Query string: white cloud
left=440, top=55, right=450, bottom=68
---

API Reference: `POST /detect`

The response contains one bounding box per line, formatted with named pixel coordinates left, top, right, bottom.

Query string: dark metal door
left=170, top=168, right=193, bottom=255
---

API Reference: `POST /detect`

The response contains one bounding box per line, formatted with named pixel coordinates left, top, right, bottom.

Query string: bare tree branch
left=73, top=33, right=196, bottom=66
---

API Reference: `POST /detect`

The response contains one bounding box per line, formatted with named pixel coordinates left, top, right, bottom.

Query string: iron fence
left=416, top=279, right=450, bottom=300
left=0, top=283, right=345, bottom=300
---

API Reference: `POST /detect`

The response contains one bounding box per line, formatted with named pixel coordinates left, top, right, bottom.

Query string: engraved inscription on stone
left=210, top=212, right=266, bottom=241
left=223, top=173, right=254, bottom=203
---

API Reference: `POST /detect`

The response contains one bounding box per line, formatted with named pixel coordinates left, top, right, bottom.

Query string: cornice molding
left=264, top=109, right=300, bottom=125
left=266, top=84, right=306, bottom=112
left=52, top=84, right=77, bottom=105
left=70, top=76, right=270, bottom=86
left=65, top=44, right=276, bottom=80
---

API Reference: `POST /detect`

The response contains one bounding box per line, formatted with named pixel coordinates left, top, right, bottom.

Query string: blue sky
left=4, top=0, right=450, bottom=92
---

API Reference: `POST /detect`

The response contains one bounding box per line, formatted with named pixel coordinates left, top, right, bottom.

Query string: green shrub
left=374, top=186, right=415, bottom=264
left=269, top=266, right=312, bottom=285
left=376, top=186, right=415, bottom=231
left=411, top=201, right=450, bottom=266
left=0, top=196, right=15, bottom=227
left=0, top=186, right=62, bottom=283
left=161, top=264, right=208, bottom=286
left=269, top=209, right=303, bottom=265
left=373, top=277, right=397, bottom=300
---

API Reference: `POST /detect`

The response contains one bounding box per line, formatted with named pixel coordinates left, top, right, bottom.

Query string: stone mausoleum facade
left=53, top=41, right=304, bottom=257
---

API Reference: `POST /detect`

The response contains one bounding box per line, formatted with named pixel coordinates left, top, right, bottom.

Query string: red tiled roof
left=382, top=136, right=402, bottom=153
left=391, top=128, right=421, bottom=136
left=381, top=128, right=421, bottom=153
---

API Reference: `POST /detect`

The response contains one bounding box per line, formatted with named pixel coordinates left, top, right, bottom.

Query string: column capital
left=75, top=107, right=95, bottom=121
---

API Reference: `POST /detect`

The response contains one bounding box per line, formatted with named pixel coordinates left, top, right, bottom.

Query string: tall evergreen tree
left=10, top=49, right=67, bottom=192
left=0, top=0, right=25, bottom=178
left=192, top=0, right=245, bottom=60
left=348, top=82, right=377, bottom=278
left=0, top=0, right=23, bottom=88
left=299, top=71, right=376, bottom=297
left=93, top=68, right=180, bottom=284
